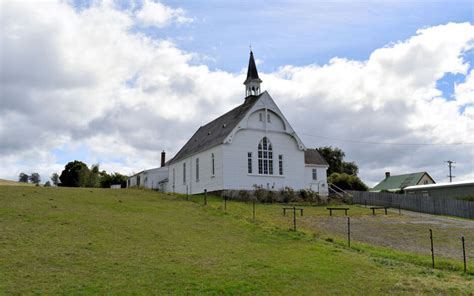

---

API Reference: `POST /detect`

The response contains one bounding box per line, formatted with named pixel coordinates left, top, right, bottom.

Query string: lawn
left=0, top=186, right=472, bottom=295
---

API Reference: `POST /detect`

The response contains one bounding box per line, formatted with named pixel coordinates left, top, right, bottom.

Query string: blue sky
left=135, top=0, right=473, bottom=98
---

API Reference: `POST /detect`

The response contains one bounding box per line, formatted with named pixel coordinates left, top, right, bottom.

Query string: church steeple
left=244, top=50, right=262, bottom=97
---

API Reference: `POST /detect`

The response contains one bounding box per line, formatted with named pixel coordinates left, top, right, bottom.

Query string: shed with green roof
left=371, top=172, right=435, bottom=192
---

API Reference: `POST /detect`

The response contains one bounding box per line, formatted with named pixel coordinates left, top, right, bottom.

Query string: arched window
left=258, top=137, right=273, bottom=175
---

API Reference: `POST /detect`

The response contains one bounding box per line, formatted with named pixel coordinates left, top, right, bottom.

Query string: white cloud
left=135, top=0, right=193, bottom=28
left=0, top=1, right=473, bottom=186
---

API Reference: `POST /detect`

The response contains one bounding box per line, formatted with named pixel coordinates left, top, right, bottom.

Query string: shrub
left=280, top=186, right=296, bottom=203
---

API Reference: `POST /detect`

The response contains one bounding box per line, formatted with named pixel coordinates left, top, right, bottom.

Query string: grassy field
left=0, top=179, right=35, bottom=186
left=1, top=186, right=473, bottom=295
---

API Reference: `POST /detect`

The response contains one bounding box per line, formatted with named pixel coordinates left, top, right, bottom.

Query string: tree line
left=316, top=146, right=368, bottom=191
left=19, top=160, right=128, bottom=188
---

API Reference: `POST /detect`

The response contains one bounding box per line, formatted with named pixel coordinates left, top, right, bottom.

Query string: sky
left=0, top=0, right=473, bottom=186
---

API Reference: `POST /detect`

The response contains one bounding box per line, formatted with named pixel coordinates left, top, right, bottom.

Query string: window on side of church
left=248, top=152, right=252, bottom=174
left=279, top=155, right=283, bottom=175
left=183, top=162, right=186, bottom=184
left=211, top=153, right=215, bottom=176
left=312, top=168, right=317, bottom=180
left=259, top=113, right=263, bottom=122
left=258, top=137, right=273, bottom=175
left=196, top=158, right=199, bottom=182
left=267, top=113, right=271, bottom=123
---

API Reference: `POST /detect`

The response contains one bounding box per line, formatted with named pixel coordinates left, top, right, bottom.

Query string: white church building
left=128, top=51, right=329, bottom=196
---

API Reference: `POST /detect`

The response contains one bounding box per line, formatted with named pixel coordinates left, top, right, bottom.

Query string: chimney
left=385, top=172, right=390, bottom=179
left=161, top=151, right=166, bottom=167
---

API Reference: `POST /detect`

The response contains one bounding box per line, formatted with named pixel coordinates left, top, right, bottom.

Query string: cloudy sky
left=1, top=0, right=473, bottom=186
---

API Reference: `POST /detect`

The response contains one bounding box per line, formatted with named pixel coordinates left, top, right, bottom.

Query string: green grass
left=0, top=186, right=472, bottom=295
left=0, top=179, right=35, bottom=186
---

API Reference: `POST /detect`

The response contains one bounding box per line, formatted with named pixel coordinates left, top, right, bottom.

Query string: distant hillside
left=0, top=179, right=35, bottom=186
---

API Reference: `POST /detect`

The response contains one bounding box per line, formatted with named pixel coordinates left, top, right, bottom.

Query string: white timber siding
left=168, top=146, right=223, bottom=194
left=223, top=129, right=306, bottom=191
left=417, top=174, right=435, bottom=185
left=127, top=167, right=168, bottom=190
left=304, top=165, right=329, bottom=196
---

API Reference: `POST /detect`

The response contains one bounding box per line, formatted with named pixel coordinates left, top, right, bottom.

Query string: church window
left=211, top=153, right=215, bottom=176
left=183, top=163, right=186, bottom=184
left=267, top=113, right=271, bottom=123
left=248, top=152, right=252, bottom=174
left=258, top=137, right=273, bottom=175
left=196, top=158, right=199, bottom=181
left=259, top=113, right=263, bottom=122
left=312, top=168, right=317, bottom=180
left=279, top=155, right=283, bottom=175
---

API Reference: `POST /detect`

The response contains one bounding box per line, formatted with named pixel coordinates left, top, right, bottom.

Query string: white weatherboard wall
left=222, top=92, right=309, bottom=192
left=223, top=130, right=306, bottom=191
left=168, top=146, right=223, bottom=194
left=304, top=165, right=329, bottom=196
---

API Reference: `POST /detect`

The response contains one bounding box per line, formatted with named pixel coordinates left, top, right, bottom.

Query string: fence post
left=293, top=206, right=297, bottom=231
left=347, top=216, right=351, bottom=248
left=253, top=200, right=256, bottom=221
left=462, top=236, right=467, bottom=273
left=224, top=195, right=227, bottom=212
left=204, top=189, right=207, bottom=205
left=186, top=186, right=188, bottom=201
left=430, top=229, right=435, bottom=269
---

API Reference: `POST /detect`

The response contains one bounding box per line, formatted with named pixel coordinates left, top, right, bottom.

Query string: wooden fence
left=348, top=191, right=473, bottom=219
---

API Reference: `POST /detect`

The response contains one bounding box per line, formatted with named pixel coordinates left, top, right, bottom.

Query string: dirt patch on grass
left=302, top=209, right=474, bottom=260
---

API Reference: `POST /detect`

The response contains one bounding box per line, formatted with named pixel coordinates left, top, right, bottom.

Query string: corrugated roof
left=372, top=172, right=428, bottom=191
left=304, top=149, right=329, bottom=166
left=405, top=180, right=474, bottom=190
left=168, top=94, right=262, bottom=164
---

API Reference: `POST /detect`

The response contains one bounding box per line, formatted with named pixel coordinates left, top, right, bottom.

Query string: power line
left=300, top=133, right=474, bottom=146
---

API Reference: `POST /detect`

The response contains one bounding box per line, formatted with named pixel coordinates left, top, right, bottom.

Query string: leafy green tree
left=50, top=173, right=60, bottom=186
left=317, top=146, right=359, bottom=176
left=328, top=172, right=368, bottom=191
left=100, top=172, right=128, bottom=188
left=59, top=161, right=90, bottom=187
left=29, top=172, right=41, bottom=184
left=18, top=173, right=29, bottom=183
left=85, top=164, right=100, bottom=188
left=44, top=181, right=51, bottom=187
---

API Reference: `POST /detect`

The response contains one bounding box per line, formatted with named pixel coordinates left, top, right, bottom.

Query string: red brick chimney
left=161, top=151, right=166, bottom=167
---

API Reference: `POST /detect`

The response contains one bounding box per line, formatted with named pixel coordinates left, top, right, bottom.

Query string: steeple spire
left=244, top=50, right=262, bottom=97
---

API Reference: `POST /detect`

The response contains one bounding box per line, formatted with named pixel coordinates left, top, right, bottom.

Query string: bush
left=328, top=173, right=368, bottom=191
left=299, top=189, right=322, bottom=204
left=279, top=187, right=296, bottom=203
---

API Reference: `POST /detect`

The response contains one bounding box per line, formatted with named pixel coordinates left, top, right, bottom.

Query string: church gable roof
left=168, top=94, right=262, bottom=164
left=304, top=149, right=329, bottom=166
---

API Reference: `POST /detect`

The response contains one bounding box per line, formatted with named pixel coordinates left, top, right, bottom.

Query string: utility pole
left=445, top=160, right=455, bottom=183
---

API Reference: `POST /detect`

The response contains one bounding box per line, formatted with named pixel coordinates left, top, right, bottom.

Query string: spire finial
left=249, top=44, right=252, bottom=53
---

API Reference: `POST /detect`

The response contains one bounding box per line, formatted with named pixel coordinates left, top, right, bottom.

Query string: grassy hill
left=0, top=186, right=472, bottom=294
left=0, top=178, right=35, bottom=186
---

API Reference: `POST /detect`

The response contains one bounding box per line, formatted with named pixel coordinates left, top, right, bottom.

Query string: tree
left=29, top=172, right=41, bottom=184
left=18, top=173, right=29, bottom=183
left=50, top=173, right=60, bottom=186
left=59, top=160, right=90, bottom=187
left=317, top=146, right=359, bottom=176
left=44, top=181, right=51, bottom=187
left=328, top=172, right=368, bottom=191
left=100, top=172, right=128, bottom=188
left=85, top=164, right=100, bottom=188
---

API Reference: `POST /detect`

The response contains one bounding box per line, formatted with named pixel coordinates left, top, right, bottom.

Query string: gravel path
left=302, top=209, right=474, bottom=260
